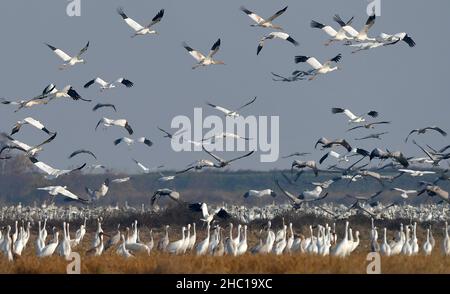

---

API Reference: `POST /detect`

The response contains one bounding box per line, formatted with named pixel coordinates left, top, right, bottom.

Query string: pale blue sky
left=0, top=0, right=449, bottom=172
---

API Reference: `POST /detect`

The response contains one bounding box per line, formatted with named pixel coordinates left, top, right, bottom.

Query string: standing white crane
left=117, top=7, right=164, bottom=37
left=294, top=54, right=342, bottom=80
left=183, top=39, right=225, bottom=69
left=196, top=224, right=210, bottom=256
left=45, top=42, right=89, bottom=70
left=240, top=6, right=288, bottom=30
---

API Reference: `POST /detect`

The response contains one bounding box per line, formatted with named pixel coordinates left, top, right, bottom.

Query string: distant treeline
left=0, top=154, right=445, bottom=206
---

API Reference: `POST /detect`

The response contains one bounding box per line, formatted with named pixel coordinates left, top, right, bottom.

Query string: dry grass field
left=1, top=230, right=450, bottom=274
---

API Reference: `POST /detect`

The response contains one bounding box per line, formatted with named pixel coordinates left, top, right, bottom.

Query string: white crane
left=206, top=97, right=256, bottom=118
left=333, top=13, right=376, bottom=42
left=45, top=42, right=89, bottom=70
left=37, top=231, right=59, bottom=258
left=183, top=39, right=224, bottom=69
left=117, top=7, right=164, bottom=37
left=11, top=117, right=54, bottom=136
left=85, top=179, right=110, bottom=202
left=114, top=137, right=153, bottom=147
left=37, top=186, right=88, bottom=203
left=377, top=32, right=416, bottom=47
left=310, top=18, right=353, bottom=45
left=189, top=202, right=230, bottom=226
left=240, top=6, right=287, bottom=30
left=96, top=117, right=134, bottom=135
left=84, top=77, right=134, bottom=91
left=166, top=226, right=186, bottom=255
left=1, top=132, right=56, bottom=157
left=331, top=107, right=378, bottom=123
left=294, top=54, right=342, bottom=80
left=398, top=169, right=436, bottom=177
left=442, top=222, right=450, bottom=256
left=257, top=32, right=298, bottom=55
left=391, top=188, right=417, bottom=199
left=380, top=228, right=391, bottom=256
left=243, top=189, right=277, bottom=198
left=29, top=157, right=85, bottom=180
left=41, top=84, right=90, bottom=102
left=423, top=228, right=433, bottom=256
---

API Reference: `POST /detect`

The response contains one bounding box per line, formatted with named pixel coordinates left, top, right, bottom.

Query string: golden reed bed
left=2, top=250, right=450, bottom=274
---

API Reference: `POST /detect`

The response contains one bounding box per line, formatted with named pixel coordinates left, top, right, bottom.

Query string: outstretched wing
left=46, top=44, right=72, bottom=62
left=207, top=38, right=221, bottom=59
left=117, top=7, right=144, bottom=31
left=236, top=97, right=257, bottom=111
left=147, top=9, right=164, bottom=28
left=77, top=42, right=90, bottom=58
left=266, top=6, right=288, bottom=22
left=183, top=42, right=205, bottom=62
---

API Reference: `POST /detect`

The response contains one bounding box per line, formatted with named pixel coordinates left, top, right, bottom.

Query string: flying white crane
left=331, top=107, right=378, bottom=123
left=45, top=42, right=89, bottom=70
left=96, top=118, right=134, bottom=135
left=11, top=117, right=54, bottom=136
left=41, top=84, right=91, bottom=102
left=114, top=137, right=153, bottom=147
left=310, top=18, right=353, bottom=45
left=240, top=6, right=287, bottom=30
left=189, top=202, right=230, bottom=225
left=86, top=179, right=110, bottom=202
left=333, top=13, right=376, bottom=42
left=84, top=77, right=134, bottom=91
left=183, top=39, right=224, bottom=69
left=37, top=186, right=88, bottom=203
left=391, top=188, right=417, bottom=199
left=29, top=157, right=86, bottom=180
left=398, top=169, right=436, bottom=177
left=206, top=97, right=256, bottom=118
left=117, top=7, right=164, bottom=37
left=243, top=189, right=277, bottom=198
left=294, top=54, right=342, bottom=80
left=132, top=159, right=162, bottom=174
left=377, top=32, right=416, bottom=47
left=257, top=32, right=298, bottom=55
left=1, top=132, right=57, bottom=157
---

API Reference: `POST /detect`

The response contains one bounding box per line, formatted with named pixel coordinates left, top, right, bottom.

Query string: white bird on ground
left=29, top=157, right=85, bottom=180
left=37, top=186, right=88, bottom=203
left=206, top=97, right=256, bottom=118
left=333, top=13, right=376, bottom=42
left=183, top=39, right=224, bottom=69
left=380, top=228, right=391, bottom=256
left=240, top=6, right=287, bottom=30
left=114, top=137, right=153, bottom=147
left=117, top=7, right=164, bottom=37
left=331, top=107, right=378, bottom=123
left=257, top=32, right=299, bottom=55
left=96, top=118, right=134, bottom=135
left=442, top=222, right=450, bottom=256
left=84, top=77, right=134, bottom=91
left=237, top=225, right=248, bottom=255
left=187, top=223, right=196, bottom=251
left=196, top=225, right=210, bottom=256
left=398, top=169, right=436, bottom=177
left=117, top=234, right=134, bottom=258
left=45, top=41, right=89, bottom=70
left=294, top=54, right=342, bottom=80
left=423, top=228, right=433, bottom=256
left=166, top=227, right=186, bottom=255
left=38, top=231, right=59, bottom=258
left=391, top=188, right=417, bottom=199
left=243, top=189, right=277, bottom=199
left=11, top=117, right=54, bottom=136
left=331, top=221, right=350, bottom=257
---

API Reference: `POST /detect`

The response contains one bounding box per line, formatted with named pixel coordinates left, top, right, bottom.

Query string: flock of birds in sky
left=1, top=4, right=450, bottom=261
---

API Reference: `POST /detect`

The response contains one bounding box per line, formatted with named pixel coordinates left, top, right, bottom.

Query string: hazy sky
left=1, top=0, right=449, bottom=173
